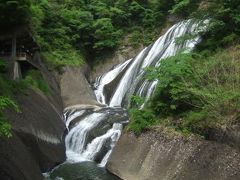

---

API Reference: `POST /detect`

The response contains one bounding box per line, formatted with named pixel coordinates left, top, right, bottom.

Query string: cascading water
left=66, top=19, right=205, bottom=166
left=97, top=19, right=206, bottom=108
left=46, top=19, right=207, bottom=180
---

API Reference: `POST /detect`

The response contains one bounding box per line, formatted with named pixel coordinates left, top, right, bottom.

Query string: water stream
left=45, top=19, right=206, bottom=180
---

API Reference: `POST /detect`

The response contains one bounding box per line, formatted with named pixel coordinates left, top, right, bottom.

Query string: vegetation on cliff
left=1, top=0, right=240, bottom=137
left=0, top=61, right=21, bottom=137
left=1, top=0, right=177, bottom=66
left=129, top=48, right=240, bottom=136
left=128, top=0, right=240, bottom=136
left=1, top=0, right=239, bottom=63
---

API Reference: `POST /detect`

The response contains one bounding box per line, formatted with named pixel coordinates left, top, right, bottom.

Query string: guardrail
left=0, top=52, right=30, bottom=61
left=16, top=52, right=28, bottom=61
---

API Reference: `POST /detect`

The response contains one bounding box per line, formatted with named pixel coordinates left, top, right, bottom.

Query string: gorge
left=44, top=19, right=217, bottom=179
left=1, top=0, right=240, bottom=179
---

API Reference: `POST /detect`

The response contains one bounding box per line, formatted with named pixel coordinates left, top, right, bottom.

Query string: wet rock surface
left=107, top=128, right=240, bottom=180
left=60, top=66, right=100, bottom=109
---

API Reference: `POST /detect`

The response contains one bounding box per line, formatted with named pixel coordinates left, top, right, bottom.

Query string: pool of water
left=44, top=161, right=121, bottom=180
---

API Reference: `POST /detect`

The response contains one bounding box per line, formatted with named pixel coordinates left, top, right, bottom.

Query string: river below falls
left=43, top=161, right=120, bottom=180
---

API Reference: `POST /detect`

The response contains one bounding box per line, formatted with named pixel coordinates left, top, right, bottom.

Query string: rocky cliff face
left=60, top=65, right=101, bottom=111
left=90, top=36, right=144, bottom=82
left=107, top=128, right=240, bottom=180
left=0, top=54, right=66, bottom=180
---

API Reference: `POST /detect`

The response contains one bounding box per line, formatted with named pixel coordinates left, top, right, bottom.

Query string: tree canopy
left=0, top=0, right=32, bottom=29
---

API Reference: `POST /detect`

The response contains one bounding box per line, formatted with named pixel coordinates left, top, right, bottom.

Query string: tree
left=0, top=0, right=32, bottom=29
left=93, top=18, right=122, bottom=50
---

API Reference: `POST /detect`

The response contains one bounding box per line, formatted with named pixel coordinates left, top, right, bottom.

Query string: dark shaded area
left=0, top=132, right=43, bottom=180
left=0, top=54, right=66, bottom=179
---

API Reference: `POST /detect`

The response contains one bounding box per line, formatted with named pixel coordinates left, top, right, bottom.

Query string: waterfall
left=63, top=19, right=206, bottom=167
left=94, top=59, right=132, bottom=104
left=96, top=19, right=206, bottom=107
left=64, top=108, right=127, bottom=165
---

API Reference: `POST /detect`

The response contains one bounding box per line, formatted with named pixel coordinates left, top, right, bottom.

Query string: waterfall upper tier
left=94, top=19, right=207, bottom=108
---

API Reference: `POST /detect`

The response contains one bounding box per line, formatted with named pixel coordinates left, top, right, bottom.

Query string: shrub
left=130, top=47, right=240, bottom=136
left=128, top=108, right=156, bottom=135
left=0, top=96, right=20, bottom=137
left=147, top=53, right=202, bottom=116
left=22, top=70, right=51, bottom=95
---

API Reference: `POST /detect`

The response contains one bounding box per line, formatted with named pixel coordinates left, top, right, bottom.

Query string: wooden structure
left=0, top=32, right=39, bottom=80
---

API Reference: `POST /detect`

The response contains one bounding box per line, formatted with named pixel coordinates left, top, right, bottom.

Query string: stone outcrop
left=0, top=132, right=43, bottom=180
left=90, top=36, right=144, bottom=81
left=0, top=54, right=66, bottom=180
left=107, top=128, right=240, bottom=180
left=60, top=66, right=101, bottom=110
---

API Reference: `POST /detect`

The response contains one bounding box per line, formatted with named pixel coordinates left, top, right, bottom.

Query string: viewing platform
left=0, top=52, right=31, bottom=61
left=0, top=31, right=40, bottom=80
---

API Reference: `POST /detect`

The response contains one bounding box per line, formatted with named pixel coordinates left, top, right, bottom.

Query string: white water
left=82, top=123, right=122, bottom=165
left=109, top=49, right=148, bottom=107
left=65, top=110, right=85, bottom=130
left=95, top=59, right=132, bottom=104
left=95, top=19, right=206, bottom=108
left=65, top=113, right=106, bottom=159
left=64, top=19, right=206, bottom=167
left=65, top=110, right=124, bottom=165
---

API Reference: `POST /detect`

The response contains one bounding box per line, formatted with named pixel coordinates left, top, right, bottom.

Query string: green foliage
left=169, top=0, right=240, bottom=49
left=0, top=62, right=21, bottom=137
left=0, top=96, right=20, bottom=137
left=0, top=0, right=32, bottom=29
left=42, top=50, right=84, bottom=69
left=0, top=60, right=7, bottom=73
left=128, top=108, right=156, bottom=135
left=199, top=0, right=240, bottom=49
left=0, top=96, right=19, bottom=112
left=0, top=61, right=23, bottom=137
left=131, top=47, right=240, bottom=136
left=147, top=53, right=201, bottom=116
left=93, top=18, right=122, bottom=50
left=130, top=95, right=144, bottom=108
left=22, top=69, right=51, bottom=95
left=129, top=30, right=143, bottom=48
left=171, top=0, right=201, bottom=17
left=28, top=0, right=178, bottom=64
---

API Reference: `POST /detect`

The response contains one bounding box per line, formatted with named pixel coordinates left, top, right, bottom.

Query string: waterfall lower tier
left=65, top=108, right=127, bottom=166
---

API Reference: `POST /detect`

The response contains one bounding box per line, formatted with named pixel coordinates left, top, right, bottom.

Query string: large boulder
left=107, top=128, right=240, bottom=180
left=0, top=89, right=66, bottom=180
left=60, top=66, right=101, bottom=110
left=0, top=53, right=66, bottom=180
left=0, top=132, right=43, bottom=180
